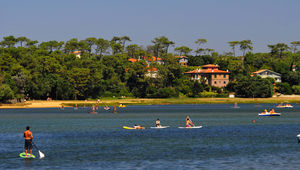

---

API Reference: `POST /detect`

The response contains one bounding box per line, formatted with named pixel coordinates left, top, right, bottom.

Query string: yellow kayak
left=119, top=104, right=126, bottom=108
left=123, top=126, right=145, bottom=130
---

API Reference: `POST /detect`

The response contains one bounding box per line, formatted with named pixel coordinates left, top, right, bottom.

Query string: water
left=0, top=104, right=300, bottom=169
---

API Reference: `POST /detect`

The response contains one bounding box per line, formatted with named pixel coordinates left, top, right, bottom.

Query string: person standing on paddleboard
left=155, top=118, right=161, bottom=127
left=24, top=126, right=33, bottom=157
left=186, top=116, right=194, bottom=127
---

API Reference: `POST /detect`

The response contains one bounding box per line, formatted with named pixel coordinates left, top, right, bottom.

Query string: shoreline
left=0, top=96, right=299, bottom=109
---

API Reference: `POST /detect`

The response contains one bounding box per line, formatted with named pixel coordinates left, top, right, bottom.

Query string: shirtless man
left=24, top=126, right=33, bottom=157
left=186, top=116, right=194, bottom=128
left=155, top=118, right=161, bottom=127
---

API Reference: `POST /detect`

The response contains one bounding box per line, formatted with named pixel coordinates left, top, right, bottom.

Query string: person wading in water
left=24, top=126, right=33, bottom=157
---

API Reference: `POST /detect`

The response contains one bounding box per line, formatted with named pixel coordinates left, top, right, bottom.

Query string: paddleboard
left=178, top=126, right=202, bottom=129
left=19, top=152, right=36, bottom=158
left=123, top=126, right=145, bottom=130
left=150, top=126, right=170, bottom=129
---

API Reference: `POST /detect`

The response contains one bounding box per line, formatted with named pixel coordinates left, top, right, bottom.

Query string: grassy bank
left=64, top=97, right=300, bottom=107
left=0, top=97, right=299, bottom=108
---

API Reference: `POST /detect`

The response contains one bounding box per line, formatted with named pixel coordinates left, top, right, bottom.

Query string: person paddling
left=155, top=118, right=161, bottom=127
left=186, top=116, right=194, bottom=128
left=24, top=126, right=33, bottom=157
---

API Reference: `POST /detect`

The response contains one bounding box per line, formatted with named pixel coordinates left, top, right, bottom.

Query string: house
left=251, top=69, right=281, bottom=82
left=143, top=56, right=164, bottom=65
left=185, top=64, right=230, bottom=88
left=145, top=67, right=159, bottom=78
left=176, top=56, right=188, bottom=67
left=72, top=51, right=82, bottom=58
left=127, top=57, right=160, bottom=78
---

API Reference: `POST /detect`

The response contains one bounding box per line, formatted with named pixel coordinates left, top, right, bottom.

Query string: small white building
left=251, top=69, right=281, bottom=82
left=72, top=51, right=82, bottom=58
left=176, top=56, right=188, bottom=67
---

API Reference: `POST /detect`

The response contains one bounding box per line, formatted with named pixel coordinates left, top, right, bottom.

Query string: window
left=223, top=75, right=226, bottom=78
left=214, top=81, right=217, bottom=84
left=214, top=75, right=217, bottom=78
left=224, top=81, right=226, bottom=84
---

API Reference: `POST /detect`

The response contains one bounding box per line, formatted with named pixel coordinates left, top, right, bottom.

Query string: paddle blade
left=38, top=150, right=45, bottom=159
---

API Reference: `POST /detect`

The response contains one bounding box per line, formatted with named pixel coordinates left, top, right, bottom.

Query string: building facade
left=176, top=56, right=188, bottom=67
left=251, top=69, right=281, bottom=82
left=185, top=64, right=230, bottom=88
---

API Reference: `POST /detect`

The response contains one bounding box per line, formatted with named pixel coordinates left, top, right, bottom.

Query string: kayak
left=258, top=112, right=281, bottom=116
left=119, top=105, right=126, bottom=108
left=19, top=152, right=36, bottom=158
left=276, top=104, right=293, bottom=108
left=178, top=126, right=203, bottom=129
left=123, top=126, right=145, bottom=130
left=150, top=126, right=170, bottom=129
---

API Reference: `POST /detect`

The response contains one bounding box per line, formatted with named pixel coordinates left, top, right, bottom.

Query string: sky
left=1, top=0, right=300, bottom=55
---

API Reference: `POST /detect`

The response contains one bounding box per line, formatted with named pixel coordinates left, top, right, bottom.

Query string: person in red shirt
left=24, top=126, right=33, bottom=157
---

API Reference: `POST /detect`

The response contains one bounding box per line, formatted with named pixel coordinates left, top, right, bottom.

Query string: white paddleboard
left=150, top=126, right=170, bottom=129
left=178, top=126, right=203, bottom=129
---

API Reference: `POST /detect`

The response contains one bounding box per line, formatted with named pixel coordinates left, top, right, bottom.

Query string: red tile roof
left=144, top=56, right=162, bottom=61
left=252, top=69, right=267, bottom=74
left=201, top=64, right=219, bottom=68
left=128, top=58, right=138, bottom=62
left=175, top=56, right=188, bottom=58
left=185, top=69, right=229, bottom=74
left=148, top=67, right=158, bottom=72
left=72, top=51, right=81, bottom=54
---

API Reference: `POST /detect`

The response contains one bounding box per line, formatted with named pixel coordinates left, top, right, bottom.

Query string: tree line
left=0, top=35, right=299, bottom=102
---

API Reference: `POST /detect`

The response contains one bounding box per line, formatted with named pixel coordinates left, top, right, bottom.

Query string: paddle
left=32, top=142, right=45, bottom=159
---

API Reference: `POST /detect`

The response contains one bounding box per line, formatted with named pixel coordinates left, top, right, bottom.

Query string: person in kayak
left=186, top=116, right=194, bottom=127
left=133, top=124, right=144, bottom=129
left=155, top=118, right=161, bottom=127
left=24, top=126, right=33, bottom=157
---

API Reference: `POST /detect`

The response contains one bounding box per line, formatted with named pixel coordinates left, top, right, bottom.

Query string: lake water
left=0, top=104, right=300, bottom=169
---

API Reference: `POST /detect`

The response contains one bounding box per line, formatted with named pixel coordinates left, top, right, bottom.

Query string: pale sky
left=1, top=0, right=300, bottom=55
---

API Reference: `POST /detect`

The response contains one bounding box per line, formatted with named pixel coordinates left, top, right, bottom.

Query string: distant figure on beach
left=74, top=104, right=78, bottom=110
left=155, top=118, right=161, bottom=127
left=61, top=103, right=64, bottom=110
left=24, top=126, right=33, bottom=157
left=114, top=105, right=117, bottom=113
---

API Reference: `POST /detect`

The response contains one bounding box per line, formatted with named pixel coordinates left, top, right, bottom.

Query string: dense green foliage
left=0, top=35, right=299, bottom=102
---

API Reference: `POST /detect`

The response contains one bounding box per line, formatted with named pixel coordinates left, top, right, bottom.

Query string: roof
left=144, top=56, right=162, bottom=61
left=72, top=51, right=81, bottom=54
left=128, top=58, right=138, bottom=62
left=175, top=56, right=188, bottom=59
left=185, top=69, right=230, bottom=74
left=148, top=67, right=158, bottom=72
left=252, top=69, right=281, bottom=76
left=201, top=64, right=219, bottom=68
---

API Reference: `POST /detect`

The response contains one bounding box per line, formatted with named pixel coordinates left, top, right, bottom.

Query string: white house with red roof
left=72, top=51, right=82, bottom=58
left=176, top=56, right=188, bottom=67
left=251, top=69, right=281, bottom=82
left=185, top=64, right=230, bottom=87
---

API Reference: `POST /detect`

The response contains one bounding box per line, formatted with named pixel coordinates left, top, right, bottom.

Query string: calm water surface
left=0, top=104, right=300, bottom=169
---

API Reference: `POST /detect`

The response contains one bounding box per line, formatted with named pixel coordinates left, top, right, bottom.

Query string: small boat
left=258, top=112, right=281, bottom=116
left=150, top=126, right=170, bottom=129
left=123, top=126, right=145, bottom=130
left=178, top=126, right=203, bottom=129
left=297, top=134, right=300, bottom=143
left=276, top=104, right=293, bottom=108
left=119, top=104, right=126, bottom=108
